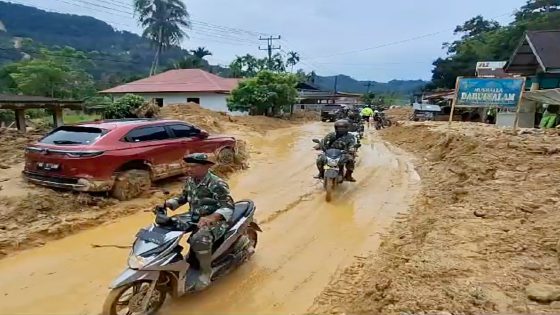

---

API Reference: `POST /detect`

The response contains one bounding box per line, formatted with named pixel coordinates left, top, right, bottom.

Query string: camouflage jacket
left=322, top=132, right=356, bottom=151
left=167, top=171, right=235, bottom=222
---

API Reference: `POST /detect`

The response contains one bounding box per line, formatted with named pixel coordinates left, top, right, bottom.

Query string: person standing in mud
left=163, top=153, right=234, bottom=291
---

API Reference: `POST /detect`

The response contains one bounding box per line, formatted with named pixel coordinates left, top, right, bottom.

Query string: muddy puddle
left=0, top=123, right=419, bottom=314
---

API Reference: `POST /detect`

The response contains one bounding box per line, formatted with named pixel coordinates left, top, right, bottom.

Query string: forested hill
left=0, top=1, right=187, bottom=78
left=314, top=75, right=426, bottom=94
left=428, top=1, right=560, bottom=90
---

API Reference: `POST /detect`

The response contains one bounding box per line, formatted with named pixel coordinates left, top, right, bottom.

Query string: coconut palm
left=286, top=51, right=300, bottom=73
left=190, top=47, right=212, bottom=59
left=133, top=0, right=191, bottom=75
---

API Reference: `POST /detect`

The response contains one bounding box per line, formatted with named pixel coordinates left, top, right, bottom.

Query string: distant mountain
left=314, top=75, right=426, bottom=95
left=0, top=1, right=211, bottom=82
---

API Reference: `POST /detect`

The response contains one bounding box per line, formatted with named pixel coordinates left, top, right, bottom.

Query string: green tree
left=6, top=47, right=94, bottom=98
left=429, top=3, right=560, bottom=89
left=134, top=0, right=191, bottom=76
left=190, top=46, right=212, bottom=59
left=361, top=92, right=376, bottom=105
left=103, top=94, right=146, bottom=119
left=286, top=51, right=300, bottom=72
left=227, top=71, right=298, bottom=116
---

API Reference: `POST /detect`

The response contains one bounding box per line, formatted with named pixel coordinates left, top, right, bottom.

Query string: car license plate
left=136, top=229, right=166, bottom=245
left=36, top=162, right=60, bottom=171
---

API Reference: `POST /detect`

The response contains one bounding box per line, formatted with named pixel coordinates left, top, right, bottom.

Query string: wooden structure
left=0, top=94, right=83, bottom=133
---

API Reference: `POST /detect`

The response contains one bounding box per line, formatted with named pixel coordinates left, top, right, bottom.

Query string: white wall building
left=101, top=69, right=240, bottom=113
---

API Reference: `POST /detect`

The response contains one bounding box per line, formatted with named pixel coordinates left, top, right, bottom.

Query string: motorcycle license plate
left=324, top=165, right=336, bottom=170
left=136, top=229, right=166, bottom=245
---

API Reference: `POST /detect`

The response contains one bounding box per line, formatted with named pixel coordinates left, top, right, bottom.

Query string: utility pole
left=333, top=75, right=338, bottom=94
left=259, top=35, right=281, bottom=69
left=364, top=81, right=372, bottom=94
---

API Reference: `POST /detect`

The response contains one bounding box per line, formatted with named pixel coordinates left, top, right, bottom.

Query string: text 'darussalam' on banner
left=455, top=77, right=525, bottom=108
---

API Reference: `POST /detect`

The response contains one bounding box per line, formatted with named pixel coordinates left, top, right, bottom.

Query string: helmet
left=183, top=153, right=216, bottom=165
left=334, top=119, right=350, bottom=135
left=374, top=110, right=379, bottom=114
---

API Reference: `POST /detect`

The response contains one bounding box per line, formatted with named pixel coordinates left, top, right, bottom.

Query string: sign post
left=451, top=77, right=526, bottom=128
left=513, top=77, right=527, bottom=132
left=448, top=77, right=461, bottom=125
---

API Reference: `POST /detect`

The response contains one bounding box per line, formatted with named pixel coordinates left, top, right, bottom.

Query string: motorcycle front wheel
left=102, top=280, right=167, bottom=315
left=325, top=178, right=335, bottom=202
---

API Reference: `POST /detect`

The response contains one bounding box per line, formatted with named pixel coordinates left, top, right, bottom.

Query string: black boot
left=314, top=169, right=324, bottom=179
left=345, top=170, right=356, bottom=182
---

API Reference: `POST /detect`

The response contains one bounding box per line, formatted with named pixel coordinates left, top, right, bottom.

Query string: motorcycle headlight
left=327, top=158, right=338, bottom=167
left=128, top=254, right=149, bottom=269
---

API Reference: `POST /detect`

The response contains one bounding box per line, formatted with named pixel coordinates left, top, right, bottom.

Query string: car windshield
left=40, top=126, right=106, bottom=145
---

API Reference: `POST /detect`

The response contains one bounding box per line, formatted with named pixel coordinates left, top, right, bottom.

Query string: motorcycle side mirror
left=355, top=144, right=362, bottom=148
left=312, top=139, right=320, bottom=144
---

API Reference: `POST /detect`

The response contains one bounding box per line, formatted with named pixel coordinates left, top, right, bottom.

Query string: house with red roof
left=101, top=69, right=240, bottom=112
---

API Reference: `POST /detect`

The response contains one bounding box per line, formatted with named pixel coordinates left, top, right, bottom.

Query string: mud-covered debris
left=526, top=283, right=560, bottom=302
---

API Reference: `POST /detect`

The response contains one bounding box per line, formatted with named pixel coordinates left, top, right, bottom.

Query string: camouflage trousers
left=189, top=220, right=230, bottom=253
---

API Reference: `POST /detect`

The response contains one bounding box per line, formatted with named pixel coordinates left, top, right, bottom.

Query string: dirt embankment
left=0, top=129, right=43, bottom=168
left=0, top=105, right=303, bottom=257
left=384, top=106, right=413, bottom=121
left=312, top=122, right=560, bottom=314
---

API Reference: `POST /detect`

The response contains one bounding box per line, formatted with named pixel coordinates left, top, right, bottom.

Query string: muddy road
left=0, top=122, right=419, bottom=315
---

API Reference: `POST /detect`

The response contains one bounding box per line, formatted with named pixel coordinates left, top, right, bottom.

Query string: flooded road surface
left=0, top=123, right=420, bottom=315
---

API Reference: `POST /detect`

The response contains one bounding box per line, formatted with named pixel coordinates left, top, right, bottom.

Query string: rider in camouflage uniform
left=315, top=120, right=357, bottom=182
left=165, top=153, right=234, bottom=291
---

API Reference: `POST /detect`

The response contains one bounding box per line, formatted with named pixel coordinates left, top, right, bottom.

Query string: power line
left=307, top=11, right=516, bottom=61
left=259, top=35, right=281, bottom=66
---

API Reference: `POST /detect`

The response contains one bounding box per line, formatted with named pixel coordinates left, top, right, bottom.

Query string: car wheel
left=217, top=147, right=236, bottom=165
left=111, top=169, right=151, bottom=201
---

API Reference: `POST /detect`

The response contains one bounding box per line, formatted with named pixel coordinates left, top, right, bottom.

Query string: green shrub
left=103, top=94, right=145, bottom=119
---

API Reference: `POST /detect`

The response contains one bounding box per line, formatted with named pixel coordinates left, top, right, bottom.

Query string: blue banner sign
left=456, top=77, right=525, bottom=108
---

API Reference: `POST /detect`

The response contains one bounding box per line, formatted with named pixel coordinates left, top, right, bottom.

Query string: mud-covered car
left=23, top=119, right=236, bottom=200
left=321, top=104, right=343, bottom=122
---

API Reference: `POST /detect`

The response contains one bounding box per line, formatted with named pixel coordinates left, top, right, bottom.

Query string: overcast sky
left=9, top=0, right=527, bottom=82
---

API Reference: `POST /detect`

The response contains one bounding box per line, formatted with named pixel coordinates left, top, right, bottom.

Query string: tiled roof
left=101, top=69, right=240, bottom=94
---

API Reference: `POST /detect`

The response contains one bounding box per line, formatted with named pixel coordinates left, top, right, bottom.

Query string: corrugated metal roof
left=101, top=69, right=241, bottom=94
left=506, top=30, right=560, bottom=74
left=527, top=30, right=560, bottom=70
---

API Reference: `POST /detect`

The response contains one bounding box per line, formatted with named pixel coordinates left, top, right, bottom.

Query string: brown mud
left=0, top=106, right=312, bottom=257
left=0, top=123, right=419, bottom=314
left=311, top=122, right=560, bottom=315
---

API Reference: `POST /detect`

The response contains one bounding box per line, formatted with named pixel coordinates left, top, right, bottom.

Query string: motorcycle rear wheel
left=383, top=119, right=392, bottom=127
left=102, top=280, right=167, bottom=315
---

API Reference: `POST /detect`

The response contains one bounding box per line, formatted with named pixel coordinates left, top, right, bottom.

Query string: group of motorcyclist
left=145, top=104, right=384, bottom=292
left=315, top=104, right=386, bottom=183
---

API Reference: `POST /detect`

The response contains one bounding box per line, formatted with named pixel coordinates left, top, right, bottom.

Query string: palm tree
left=286, top=51, right=300, bottom=73
left=134, top=0, right=190, bottom=76
left=190, top=47, right=212, bottom=60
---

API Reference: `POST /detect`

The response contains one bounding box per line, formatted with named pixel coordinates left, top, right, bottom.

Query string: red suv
left=23, top=119, right=236, bottom=200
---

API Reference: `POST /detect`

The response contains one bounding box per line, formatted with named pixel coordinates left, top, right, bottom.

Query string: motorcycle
left=379, top=112, right=392, bottom=128
left=102, top=198, right=262, bottom=315
left=313, top=139, right=360, bottom=202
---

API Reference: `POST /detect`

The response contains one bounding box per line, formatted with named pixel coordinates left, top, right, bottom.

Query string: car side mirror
left=312, top=139, right=320, bottom=144
left=198, top=130, right=209, bottom=139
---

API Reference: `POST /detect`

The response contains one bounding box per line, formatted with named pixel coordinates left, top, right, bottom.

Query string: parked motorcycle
left=313, top=139, right=360, bottom=202
left=102, top=198, right=262, bottom=315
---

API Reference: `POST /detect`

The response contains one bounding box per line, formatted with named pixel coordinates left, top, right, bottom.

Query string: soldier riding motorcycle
left=315, top=120, right=357, bottom=182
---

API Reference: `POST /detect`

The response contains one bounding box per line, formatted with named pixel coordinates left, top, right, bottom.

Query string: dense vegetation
left=227, top=71, right=298, bottom=115
left=428, top=0, right=560, bottom=89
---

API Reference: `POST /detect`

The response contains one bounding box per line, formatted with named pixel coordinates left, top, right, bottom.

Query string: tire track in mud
left=0, top=123, right=420, bottom=315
